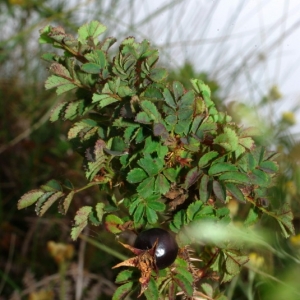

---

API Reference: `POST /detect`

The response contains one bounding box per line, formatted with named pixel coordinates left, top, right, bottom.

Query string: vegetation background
left=1, top=0, right=300, bottom=299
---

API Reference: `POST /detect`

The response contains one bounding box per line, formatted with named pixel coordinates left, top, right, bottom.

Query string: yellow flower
left=269, top=85, right=282, bottom=101
left=47, top=241, right=74, bottom=264
left=290, top=234, right=300, bottom=247
left=248, top=252, right=264, bottom=269
left=282, top=112, right=296, bottom=126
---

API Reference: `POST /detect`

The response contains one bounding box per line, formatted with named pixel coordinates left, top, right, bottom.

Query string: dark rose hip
left=134, top=228, right=178, bottom=269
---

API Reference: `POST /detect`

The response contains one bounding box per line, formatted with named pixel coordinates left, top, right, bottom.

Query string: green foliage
left=114, top=257, right=196, bottom=299
left=16, top=21, right=294, bottom=299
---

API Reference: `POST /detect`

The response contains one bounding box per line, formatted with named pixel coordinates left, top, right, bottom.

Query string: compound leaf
left=190, top=79, right=214, bottom=109
left=275, top=204, right=295, bottom=237
left=200, top=283, right=214, bottom=298
left=144, top=277, right=159, bottom=300
left=71, top=206, right=92, bottom=240
left=61, top=190, right=75, bottom=214
left=174, top=266, right=194, bottom=285
left=225, top=183, right=245, bottom=203
left=149, top=67, right=168, bottom=82
left=40, top=179, right=62, bottom=192
left=81, top=63, right=102, bottom=74
left=104, top=214, right=124, bottom=234
left=163, top=168, right=179, bottom=183
left=63, top=99, right=88, bottom=120
left=225, top=255, right=246, bottom=275
left=214, top=127, right=239, bottom=152
left=239, top=137, right=255, bottom=150
left=198, top=151, right=219, bottom=168
left=135, top=111, right=152, bottom=124
left=147, top=198, right=166, bottom=212
left=95, top=202, right=105, bottom=223
left=153, top=123, right=169, bottom=140
left=155, top=174, right=170, bottom=195
left=127, top=168, right=148, bottom=183
left=45, top=75, right=76, bottom=95
left=84, top=49, right=106, bottom=67
left=39, top=191, right=64, bottom=216
left=78, top=21, right=107, bottom=45
left=50, top=101, right=68, bottom=122
left=143, top=136, right=159, bottom=154
left=35, top=191, right=55, bottom=215
left=208, top=163, right=237, bottom=176
left=115, top=269, right=135, bottom=284
left=249, top=169, right=270, bottom=187
left=173, top=274, right=193, bottom=297
left=163, top=88, right=176, bottom=108
left=145, top=207, right=158, bottom=224
left=84, top=143, right=107, bottom=182
left=101, top=36, right=117, bottom=52
left=140, top=100, right=161, bottom=122
left=187, top=201, right=203, bottom=221
left=138, top=156, right=163, bottom=176
left=199, top=174, right=210, bottom=202
left=170, top=210, right=187, bottom=233
left=134, top=203, right=145, bottom=224
left=219, top=172, right=249, bottom=184
left=137, top=177, right=155, bottom=198
left=17, top=190, right=44, bottom=210
left=112, top=282, right=134, bottom=300
left=49, top=62, right=72, bottom=78
left=38, top=24, right=54, bottom=44
left=92, top=93, right=119, bottom=108
left=244, top=207, right=259, bottom=227
left=172, top=81, right=184, bottom=100
left=184, top=167, right=202, bottom=189
left=213, top=180, right=226, bottom=202
left=178, top=90, right=194, bottom=107
left=259, top=160, right=278, bottom=173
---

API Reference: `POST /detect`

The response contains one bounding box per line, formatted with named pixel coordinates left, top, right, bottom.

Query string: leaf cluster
left=17, top=21, right=294, bottom=299
left=114, top=257, right=198, bottom=300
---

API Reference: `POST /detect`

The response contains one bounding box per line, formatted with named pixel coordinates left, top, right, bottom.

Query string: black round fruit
left=134, top=228, right=178, bottom=269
